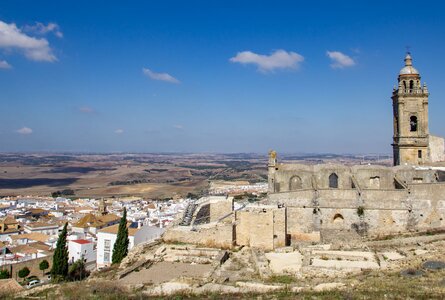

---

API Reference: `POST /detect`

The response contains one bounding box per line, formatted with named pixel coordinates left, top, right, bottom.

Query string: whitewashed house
left=96, top=223, right=164, bottom=268
left=68, top=239, right=96, bottom=264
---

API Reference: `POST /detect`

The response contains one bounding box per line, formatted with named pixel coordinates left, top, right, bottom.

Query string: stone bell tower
left=392, top=53, right=430, bottom=166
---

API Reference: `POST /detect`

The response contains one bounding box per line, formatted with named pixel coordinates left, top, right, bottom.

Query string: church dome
left=399, top=53, right=419, bottom=75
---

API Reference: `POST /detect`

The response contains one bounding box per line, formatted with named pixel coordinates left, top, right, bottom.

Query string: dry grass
left=17, top=267, right=444, bottom=299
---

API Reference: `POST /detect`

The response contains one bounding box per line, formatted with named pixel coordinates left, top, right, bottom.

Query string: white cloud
left=230, top=49, right=304, bottom=72
left=16, top=127, right=33, bottom=135
left=326, top=51, right=355, bottom=69
left=23, top=22, right=63, bottom=38
left=114, top=129, right=124, bottom=134
left=142, top=68, right=180, bottom=83
left=0, top=60, right=11, bottom=69
left=78, top=106, right=95, bottom=114
left=173, top=124, right=184, bottom=130
left=0, top=20, right=57, bottom=62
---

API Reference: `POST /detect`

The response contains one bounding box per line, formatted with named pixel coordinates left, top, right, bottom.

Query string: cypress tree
left=112, top=207, right=129, bottom=264
left=51, top=222, right=69, bottom=280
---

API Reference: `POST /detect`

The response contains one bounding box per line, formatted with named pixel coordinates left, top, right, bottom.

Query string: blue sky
left=1, top=1, right=445, bottom=154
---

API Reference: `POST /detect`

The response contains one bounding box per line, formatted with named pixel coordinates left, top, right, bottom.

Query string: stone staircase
left=179, top=201, right=198, bottom=226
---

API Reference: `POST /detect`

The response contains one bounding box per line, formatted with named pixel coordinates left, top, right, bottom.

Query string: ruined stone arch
left=289, top=175, right=302, bottom=190
left=329, top=173, right=338, bottom=188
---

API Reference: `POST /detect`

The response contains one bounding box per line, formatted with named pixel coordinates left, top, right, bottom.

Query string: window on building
left=369, top=176, right=380, bottom=189
left=409, top=80, right=414, bottom=92
left=289, top=176, right=302, bottom=190
left=418, top=150, right=422, bottom=158
left=104, top=239, right=111, bottom=251
left=410, top=116, right=418, bottom=132
left=104, top=251, right=110, bottom=263
left=333, top=214, right=344, bottom=224
left=329, top=173, right=338, bottom=188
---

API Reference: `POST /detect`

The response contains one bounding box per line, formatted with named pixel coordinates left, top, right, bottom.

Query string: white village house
left=68, top=239, right=96, bottom=264
left=96, top=223, right=164, bottom=268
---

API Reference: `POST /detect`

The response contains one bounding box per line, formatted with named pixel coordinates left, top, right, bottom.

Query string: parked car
left=27, top=279, right=40, bottom=289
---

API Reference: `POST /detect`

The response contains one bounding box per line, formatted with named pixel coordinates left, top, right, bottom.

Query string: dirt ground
left=119, top=261, right=213, bottom=285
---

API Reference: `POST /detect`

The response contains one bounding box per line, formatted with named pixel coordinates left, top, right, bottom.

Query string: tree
left=51, top=223, right=69, bottom=280
left=39, top=260, right=49, bottom=276
left=18, top=267, right=30, bottom=282
left=68, top=257, right=89, bottom=281
left=112, top=207, right=129, bottom=264
left=0, top=269, right=10, bottom=279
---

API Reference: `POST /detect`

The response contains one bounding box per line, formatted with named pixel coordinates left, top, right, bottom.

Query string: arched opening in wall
left=409, top=80, right=414, bottom=92
left=369, top=176, right=380, bottom=189
left=333, top=214, right=344, bottom=224
left=410, top=116, right=418, bottom=132
left=289, top=175, right=302, bottom=190
left=403, top=81, right=407, bottom=91
left=329, top=173, right=338, bottom=188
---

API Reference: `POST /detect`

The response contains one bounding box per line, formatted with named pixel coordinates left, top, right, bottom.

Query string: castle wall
left=429, top=135, right=445, bottom=162
left=209, top=198, right=233, bottom=222
left=268, top=163, right=445, bottom=244
left=235, top=207, right=286, bottom=251
left=163, top=223, right=233, bottom=249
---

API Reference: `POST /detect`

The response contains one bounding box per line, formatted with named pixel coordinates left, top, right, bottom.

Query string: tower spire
left=404, top=52, right=413, bottom=66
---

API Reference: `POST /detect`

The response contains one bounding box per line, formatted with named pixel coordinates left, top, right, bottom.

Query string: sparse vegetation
left=68, top=258, right=89, bottom=281
left=268, top=275, right=296, bottom=284
left=0, top=269, right=10, bottom=279
left=357, top=206, right=365, bottom=216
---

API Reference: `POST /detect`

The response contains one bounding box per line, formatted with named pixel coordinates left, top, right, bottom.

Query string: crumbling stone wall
left=235, top=207, right=286, bottom=251
left=429, top=135, right=445, bottom=162
left=268, top=162, right=445, bottom=243
left=163, top=223, right=233, bottom=249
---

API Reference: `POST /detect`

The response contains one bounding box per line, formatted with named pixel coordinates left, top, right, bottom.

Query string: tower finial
left=404, top=51, right=413, bottom=66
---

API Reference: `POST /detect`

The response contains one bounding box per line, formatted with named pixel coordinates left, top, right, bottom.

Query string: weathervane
left=406, top=45, right=411, bottom=54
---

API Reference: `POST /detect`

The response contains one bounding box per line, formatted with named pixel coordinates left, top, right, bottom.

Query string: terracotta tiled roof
left=0, top=228, right=21, bottom=235
left=0, top=215, right=17, bottom=225
left=28, top=242, right=51, bottom=252
left=98, top=222, right=139, bottom=237
left=28, top=208, right=47, bottom=214
left=73, top=213, right=120, bottom=228
left=10, top=232, right=52, bottom=243
left=71, top=239, right=92, bottom=245
left=25, top=222, right=58, bottom=229
left=9, top=244, right=39, bottom=255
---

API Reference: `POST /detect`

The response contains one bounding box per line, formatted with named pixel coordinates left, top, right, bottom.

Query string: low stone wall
left=1, top=255, right=53, bottom=281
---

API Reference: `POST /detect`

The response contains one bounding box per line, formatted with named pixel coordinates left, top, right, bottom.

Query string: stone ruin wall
left=429, top=135, right=445, bottom=162
left=268, top=163, right=445, bottom=244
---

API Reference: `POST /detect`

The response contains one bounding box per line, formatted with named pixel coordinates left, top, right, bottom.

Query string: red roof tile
left=71, top=239, right=91, bottom=245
